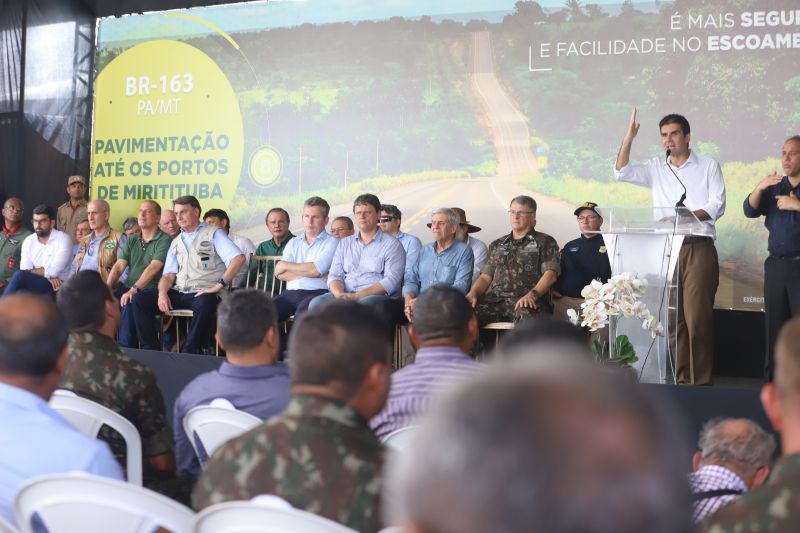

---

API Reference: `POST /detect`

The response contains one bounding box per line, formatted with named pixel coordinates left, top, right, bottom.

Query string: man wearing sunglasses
left=552, top=202, right=611, bottom=332
left=378, top=204, right=421, bottom=285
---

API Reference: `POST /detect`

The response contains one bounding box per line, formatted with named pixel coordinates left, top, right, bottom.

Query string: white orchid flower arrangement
left=567, top=272, right=663, bottom=365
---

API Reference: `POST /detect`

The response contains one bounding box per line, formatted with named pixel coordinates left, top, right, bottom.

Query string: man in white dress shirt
left=614, top=109, right=726, bottom=385
left=203, top=208, right=255, bottom=288
left=5, top=205, right=72, bottom=296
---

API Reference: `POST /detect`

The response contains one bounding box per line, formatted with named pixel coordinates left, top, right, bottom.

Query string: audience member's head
left=762, top=317, right=800, bottom=452
left=75, top=217, right=91, bottom=242
left=301, top=196, right=330, bottom=238
left=203, top=208, right=231, bottom=233
left=693, top=418, right=774, bottom=490
left=379, top=204, right=402, bottom=236
left=288, top=300, right=391, bottom=418
left=66, top=175, right=86, bottom=201
left=499, top=316, right=588, bottom=357
left=86, top=199, right=111, bottom=233
left=159, top=209, right=179, bottom=238
left=173, top=196, right=202, bottom=232
left=216, top=289, right=280, bottom=364
left=427, top=208, right=459, bottom=245
left=353, top=194, right=381, bottom=233
left=411, top=285, right=477, bottom=353
left=388, top=352, right=693, bottom=533
left=2, top=197, right=24, bottom=228
left=123, top=216, right=139, bottom=236
left=57, top=271, right=118, bottom=335
left=330, top=216, right=354, bottom=238
left=31, top=205, right=55, bottom=239
left=0, top=294, right=69, bottom=398
left=265, top=207, right=290, bottom=241
left=137, top=200, right=161, bottom=232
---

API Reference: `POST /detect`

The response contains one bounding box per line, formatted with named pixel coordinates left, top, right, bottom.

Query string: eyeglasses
left=577, top=215, right=599, bottom=222
left=3, top=205, right=21, bottom=212
left=508, top=210, right=534, bottom=217
left=379, top=216, right=397, bottom=222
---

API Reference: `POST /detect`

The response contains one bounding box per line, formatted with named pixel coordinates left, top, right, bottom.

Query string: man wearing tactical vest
left=72, top=200, right=124, bottom=282
left=132, top=195, right=244, bottom=354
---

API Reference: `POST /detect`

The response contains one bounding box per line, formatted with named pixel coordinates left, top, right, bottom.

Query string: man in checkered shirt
left=689, top=417, right=775, bottom=522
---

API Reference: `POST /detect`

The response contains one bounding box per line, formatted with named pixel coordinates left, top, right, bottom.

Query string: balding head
left=388, top=353, right=693, bottom=533
left=0, top=295, right=68, bottom=379
left=87, top=199, right=111, bottom=233
left=774, top=317, right=800, bottom=397
left=695, top=418, right=774, bottom=488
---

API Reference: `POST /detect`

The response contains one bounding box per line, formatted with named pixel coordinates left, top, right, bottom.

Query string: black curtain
left=0, top=0, right=94, bottom=219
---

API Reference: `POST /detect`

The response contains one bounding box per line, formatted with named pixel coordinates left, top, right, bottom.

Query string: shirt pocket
left=359, top=254, right=383, bottom=275
left=433, top=264, right=456, bottom=284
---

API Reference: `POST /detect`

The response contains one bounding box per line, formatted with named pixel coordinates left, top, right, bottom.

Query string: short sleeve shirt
left=119, top=229, right=172, bottom=289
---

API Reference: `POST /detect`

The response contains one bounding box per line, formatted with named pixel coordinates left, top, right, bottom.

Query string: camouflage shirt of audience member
left=476, top=229, right=560, bottom=322
left=192, top=394, right=385, bottom=533
left=702, top=453, right=800, bottom=533
left=58, top=332, right=173, bottom=475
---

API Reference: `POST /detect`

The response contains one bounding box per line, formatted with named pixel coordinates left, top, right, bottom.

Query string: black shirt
left=554, top=234, right=612, bottom=298
left=742, top=175, right=800, bottom=257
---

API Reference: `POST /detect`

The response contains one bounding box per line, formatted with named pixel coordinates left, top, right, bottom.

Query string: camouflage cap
left=67, top=175, right=86, bottom=186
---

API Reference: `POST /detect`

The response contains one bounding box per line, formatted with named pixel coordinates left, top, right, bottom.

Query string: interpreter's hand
left=48, top=278, right=63, bottom=291
left=758, top=172, right=782, bottom=192
left=120, top=290, right=136, bottom=307
left=624, top=107, right=640, bottom=142
left=157, top=291, right=172, bottom=314
left=776, top=193, right=800, bottom=212
left=465, top=291, right=478, bottom=308
left=514, top=292, right=539, bottom=311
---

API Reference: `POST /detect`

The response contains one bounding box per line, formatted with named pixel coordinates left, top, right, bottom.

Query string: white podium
left=595, top=207, right=713, bottom=384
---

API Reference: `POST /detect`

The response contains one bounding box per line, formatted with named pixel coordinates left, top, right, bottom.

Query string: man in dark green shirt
left=247, top=207, right=294, bottom=292
left=0, top=198, right=32, bottom=294
left=106, top=200, right=171, bottom=348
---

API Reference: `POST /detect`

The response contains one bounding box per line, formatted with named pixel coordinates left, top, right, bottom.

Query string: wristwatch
left=217, top=278, right=228, bottom=288
left=130, top=286, right=140, bottom=294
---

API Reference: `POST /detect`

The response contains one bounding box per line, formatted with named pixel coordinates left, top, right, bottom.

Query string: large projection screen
left=92, top=0, right=800, bottom=311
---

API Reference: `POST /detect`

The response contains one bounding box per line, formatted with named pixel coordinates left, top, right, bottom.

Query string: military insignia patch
left=6, top=257, right=15, bottom=269
left=599, top=246, right=607, bottom=253
left=104, top=241, right=116, bottom=250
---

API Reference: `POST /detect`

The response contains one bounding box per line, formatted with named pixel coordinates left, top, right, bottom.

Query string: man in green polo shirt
left=0, top=197, right=32, bottom=294
left=106, top=200, right=171, bottom=348
left=247, top=207, right=294, bottom=292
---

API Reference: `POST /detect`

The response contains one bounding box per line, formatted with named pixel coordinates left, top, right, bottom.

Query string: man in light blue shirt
left=273, top=197, right=339, bottom=322
left=173, top=290, right=290, bottom=479
left=379, top=204, right=422, bottom=283
left=0, top=294, right=122, bottom=526
left=403, top=208, right=474, bottom=322
left=309, top=194, right=405, bottom=325
left=132, top=195, right=245, bottom=353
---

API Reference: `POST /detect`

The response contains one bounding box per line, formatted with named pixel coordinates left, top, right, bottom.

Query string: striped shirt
left=689, top=464, right=747, bottom=522
left=370, top=346, right=485, bottom=440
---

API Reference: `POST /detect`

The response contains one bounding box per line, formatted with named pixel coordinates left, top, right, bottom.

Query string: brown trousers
left=673, top=239, right=718, bottom=385
left=553, top=295, right=607, bottom=347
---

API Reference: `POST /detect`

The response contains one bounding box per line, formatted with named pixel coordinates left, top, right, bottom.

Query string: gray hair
left=217, top=290, right=278, bottom=352
left=510, top=195, right=537, bottom=213
left=431, top=207, right=459, bottom=227
left=387, top=352, right=693, bottom=533
left=88, top=199, right=110, bottom=213
left=698, top=418, right=775, bottom=475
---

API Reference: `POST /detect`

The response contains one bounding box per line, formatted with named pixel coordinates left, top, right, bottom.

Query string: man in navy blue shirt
left=553, top=202, right=611, bottom=328
left=173, top=289, right=290, bottom=479
left=744, top=136, right=800, bottom=380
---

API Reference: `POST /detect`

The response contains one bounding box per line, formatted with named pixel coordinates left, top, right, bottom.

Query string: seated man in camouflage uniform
left=0, top=198, right=32, bottom=294
left=56, top=271, right=176, bottom=492
left=703, top=317, right=800, bottom=532
left=466, top=195, right=559, bottom=325
left=193, top=300, right=392, bottom=533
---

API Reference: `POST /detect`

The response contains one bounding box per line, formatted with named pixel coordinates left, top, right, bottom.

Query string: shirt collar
left=415, top=346, right=474, bottom=361
left=661, top=150, right=699, bottom=168
left=288, top=393, right=369, bottom=428
left=355, top=227, right=385, bottom=245
left=2, top=223, right=21, bottom=238
left=0, top=382, right=50, bottom=411
left=181, top=222, right=206, bottom=237
left=218, top=361, right=288, bottom=379
left=303, top=230, right=329, bottom=245
left=499, top=228, right=536, bottom=244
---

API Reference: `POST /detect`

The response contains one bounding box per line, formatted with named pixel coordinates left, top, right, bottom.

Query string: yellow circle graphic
left=248, top=146, right=283, bottom=187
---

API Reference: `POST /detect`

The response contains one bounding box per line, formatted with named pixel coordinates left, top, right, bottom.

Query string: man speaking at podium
left=614, top=109, right=726, bottom=385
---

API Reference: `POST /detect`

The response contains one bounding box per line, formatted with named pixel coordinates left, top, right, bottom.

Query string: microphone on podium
left=665, top=149, right=687, bottom=208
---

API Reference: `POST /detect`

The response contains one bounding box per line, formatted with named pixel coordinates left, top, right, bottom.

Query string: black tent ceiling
left=78, top=0, right=261, bottom=18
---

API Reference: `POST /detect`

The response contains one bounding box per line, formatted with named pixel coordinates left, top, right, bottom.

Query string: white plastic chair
left=49, top=389, right=143, bottom=485
left=13, top=472, right=194, bottom=533
left=193, top=495, right=359, bottom=533
left=381, top=426, right=419, bottom=453
left=183, top=398, right=262, bottom=463
left=0, top=514, right=18, bottom=533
